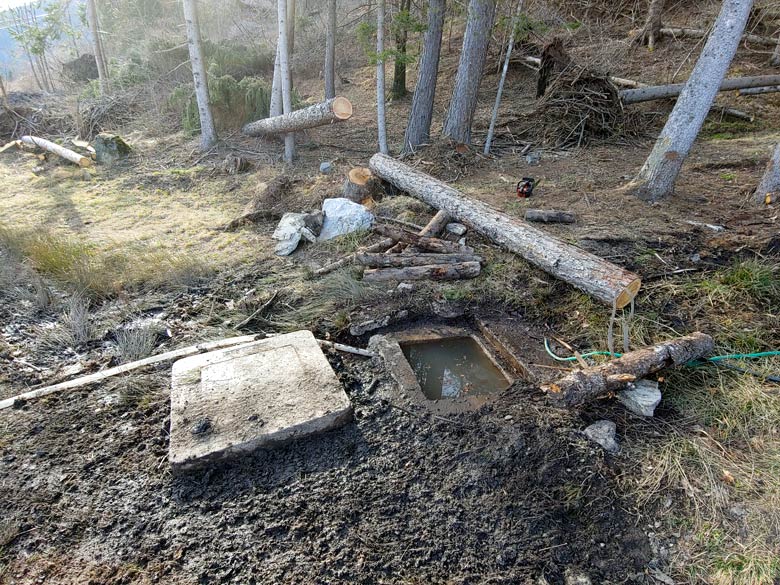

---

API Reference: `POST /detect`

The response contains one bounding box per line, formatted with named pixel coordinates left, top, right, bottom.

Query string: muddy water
left=401, top=336, right=511, bottom=400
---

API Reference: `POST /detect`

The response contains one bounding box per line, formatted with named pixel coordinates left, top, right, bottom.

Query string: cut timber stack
left=369, top=153, right=640, bottom=308
left=242, top=96, right=353, bottom=136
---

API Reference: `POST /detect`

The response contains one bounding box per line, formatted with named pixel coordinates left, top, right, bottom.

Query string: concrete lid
left=169, top=330, right=352, bottom=471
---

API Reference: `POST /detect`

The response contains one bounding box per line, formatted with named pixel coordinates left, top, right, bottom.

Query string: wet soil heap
left=0, top=359, right=651, bottom=584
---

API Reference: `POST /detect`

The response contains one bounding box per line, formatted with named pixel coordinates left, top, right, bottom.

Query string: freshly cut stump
left=169, top=330, right=352, bottom=471
left=242, top=96, right=353, bottom=136
left=343, top=167, right=378, bottom=203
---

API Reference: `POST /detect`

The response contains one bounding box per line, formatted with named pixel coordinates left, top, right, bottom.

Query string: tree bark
left=635, top=0, right=665, bottom=50
left=620, top=75, right=780, bottom=104
left=86, top=0, right=109, bottom=93
left=373, top=223, right=469, bottom=253
left=182, top=0, right=217, bottom=151
left=357, top=252, right=481, bottom=267
left=484, top=0, right=523, bottom=155
left=276, top=0, right=295, bottom=163
left=287, top=0, right=296, bottom=56
left=370, top=153, right=641, bottom=308
left=403, top=0, right=445, bottom=153
left=325, top=0, right=337, bottom=99
left=738, top=85, right=780, bottom=95
left=524, top=209, right=576, bottom=224
left=21, top=136, right=93, bottom=167
left=624, top=0, right=754, bottom=202
left=659, top=26, right=775, bottom=47
left=242, top=97, right=352, bottom=136
left=753, top=143, right=780, bottom=205
left=377, top=0, right=389, bottom=154
left=542, top=332, right=714, bottom=407
left=270, top=45, right=282, bottom=116
left=442, top=0, right=496, bottom=144
left=391, top=0, right=410, bottom=100
left=363, top=261, right=481, bottom=282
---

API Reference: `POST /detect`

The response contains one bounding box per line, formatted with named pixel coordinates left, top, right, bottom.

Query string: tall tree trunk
left=277, top=0, right=295, bottom=163
left=391, top=0, right=410, bottom=100
left=270, top=46, right=282, bottom=116
left=402, top=0, right=445, bottom=153
left=753, top=143, right=780, bottom=205
left=325, top=0, right=337, bottom=99
left=484, top=0, right=523, bottom=155
left=635, top=0, right=666, bottom=50
left=0, top=74, right=9, bottom=110
left=625, top=0, right=754, bottom=202
left=377, top=0, right=389, bottom=154
left=287, top=0, right=296, bottom=56
left=442, top=0, right=496, bottom=144
left=86, top=0, right=109, bottom=94
left=182, top=0, right=217, bottom=150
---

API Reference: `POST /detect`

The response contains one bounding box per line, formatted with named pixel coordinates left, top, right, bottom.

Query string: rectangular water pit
left=401, top=336, right=512, bottom=400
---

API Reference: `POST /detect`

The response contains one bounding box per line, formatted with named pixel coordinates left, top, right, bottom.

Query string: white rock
left=318, top=198, right=374, bottom=242
left=584, top=420, right=619, bottom=454
left=446, top=222, right=467, bottom=236
left=618, top=379, right=662, bottom=417
left=272, top=212, right=319, bottom=256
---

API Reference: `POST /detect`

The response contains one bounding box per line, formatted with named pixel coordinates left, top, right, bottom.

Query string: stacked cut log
left=360, top=222, right=482, bottom=283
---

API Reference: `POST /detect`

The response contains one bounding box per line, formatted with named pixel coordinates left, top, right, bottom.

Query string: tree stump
left=343, top=167, right=379, bottom=203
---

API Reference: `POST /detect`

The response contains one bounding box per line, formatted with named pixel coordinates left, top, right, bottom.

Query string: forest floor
left=1, top=3, right=780, bottom=584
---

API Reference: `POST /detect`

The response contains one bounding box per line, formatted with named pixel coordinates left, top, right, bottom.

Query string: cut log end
left=348, top=167, right=372, bottom=185
left=332, top=96, right=353, bottom=120
left=615, top=278, right=642, bottom=309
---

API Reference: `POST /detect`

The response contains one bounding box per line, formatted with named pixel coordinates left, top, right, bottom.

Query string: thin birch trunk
left=484, top=0, right=523, bottom=155
left=402, top=0, right=445, bottom=153
left=377, top=0, right=389, bottom=154
left=86, top=0, right=109, bottom=94
left=270, top=46, right=282, bottom=116
left=625, top=0, right=754, bottom=202
left=277, top=0, right=295, bottom=163
left=182, top=0, right=217, bottom=150
left=325, top=0, right=337, bottom=99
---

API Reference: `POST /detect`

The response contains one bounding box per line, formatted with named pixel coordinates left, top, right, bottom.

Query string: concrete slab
left=169, top=330, right=352, bottom=471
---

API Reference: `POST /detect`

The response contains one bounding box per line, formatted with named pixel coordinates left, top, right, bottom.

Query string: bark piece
left=542, top=332, right=714, bottom=407
left=620, top=75, right=780, bottom=104
left=373, top=223, right=469, bottom=254
left=356, top=252, right=482, bottom=267
left=20, top=136, right=92, bottom=167
left=753, top=143, right=780, bottom=205
left=363, top=261, right=481, bottom=283
left=370, top=153, right=641, bottom=308
left=242, top=97, right=353, bottom=137
left=524, top=209, right=576, bottom=224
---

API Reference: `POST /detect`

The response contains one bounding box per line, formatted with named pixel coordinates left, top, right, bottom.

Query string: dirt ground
left=2, top=3, right=780, bottom=584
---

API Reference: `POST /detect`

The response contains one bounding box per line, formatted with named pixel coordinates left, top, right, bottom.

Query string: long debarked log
left=363, top=261, right=481, bottom=283
left=542, top=332, right=714, bottom=407
left=357, top=252, right=482, bottom=267
left=20, top=136, right=92, bottom=167
left=242, top=96, right=353, bottom=136
left=369, top=154, right=641, bottom=308
left=620, top=75, right=780, bottom=104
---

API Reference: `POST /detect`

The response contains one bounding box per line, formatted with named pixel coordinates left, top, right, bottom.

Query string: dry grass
left=114, top=326, right=158, bottom=363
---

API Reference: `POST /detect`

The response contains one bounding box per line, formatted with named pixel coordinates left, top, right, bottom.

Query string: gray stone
left=272, top=212, right=322, bottom=255
left=93, top=133, right=131, bottom=164
left=584, top=420, right=619, bottom=454
left=394, top=282, right=415, bottom=295
left=445, top=222, right=467, bottom=236
left=618, top=379, right=662, bottom=417
left=319, top=161, right=333, bottom=174
left=318, top=198, right=374, bottom=242
left=169, top=330, right=352, bottom=471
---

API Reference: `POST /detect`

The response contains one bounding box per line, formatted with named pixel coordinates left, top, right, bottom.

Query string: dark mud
left=1, top=352, right=652, bottom=584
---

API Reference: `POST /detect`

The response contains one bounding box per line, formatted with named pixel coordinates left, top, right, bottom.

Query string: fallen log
left=542, top=332, right=714, bottom=407
left=620, top=75, right=780, bottom=104
left=524, top=209, right=576, bottom=224
left=0, top=334, right=267, bottom=410
left=374, top=223, right=469, bottom=254
left=357, top=252, right=482, bottom=267
left=753, top=143, right=780, bottom=205
left=363, top=261, right=481, bottom=283
left=738, top=85, right=780, bottom=96
left=369, top=154, right=641, bottom=308
left=386, top=209, right=451, bottom=254
left=20, top=135, right=92, bottom=167
left=242, top=96, right=353, bottom=137
left=659, top=26, right=776, bottom=47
